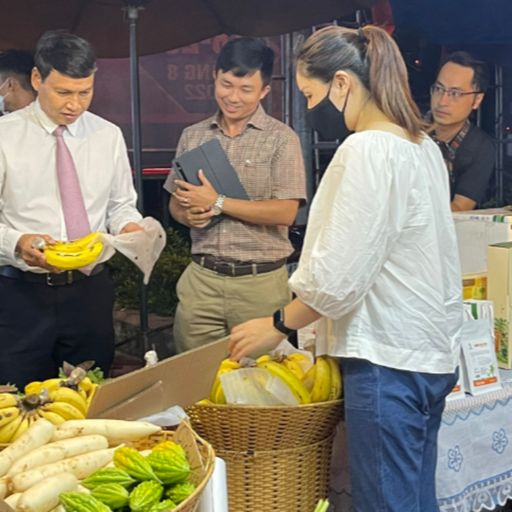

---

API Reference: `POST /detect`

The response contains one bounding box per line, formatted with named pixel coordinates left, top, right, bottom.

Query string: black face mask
left=306, top=89, right=352, bottom=142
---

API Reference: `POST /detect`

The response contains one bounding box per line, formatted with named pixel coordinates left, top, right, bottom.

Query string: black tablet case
left=172, top=138, right=249, bottom=226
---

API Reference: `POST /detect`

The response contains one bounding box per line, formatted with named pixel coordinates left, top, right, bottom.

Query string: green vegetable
left=149, top=499, right=177, bottom=511
left=91, top=483, right=129, bottom=509
left=147, top=449, right=190, bottom=485
left=81, top=468, right=136, bottom=489
left=129, top=480, right=164, bottom=512
left=166, top=481, right=195, bottom=504
left=60, top=492, right=112, bottom=512
left=114, top=446, right=161, bottom=482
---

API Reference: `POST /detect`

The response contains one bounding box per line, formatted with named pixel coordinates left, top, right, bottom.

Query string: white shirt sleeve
left=289, top=136, right=407, bottom=320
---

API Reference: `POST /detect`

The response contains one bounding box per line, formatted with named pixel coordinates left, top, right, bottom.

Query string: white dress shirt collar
left=33, top=99, right=81, bottom=137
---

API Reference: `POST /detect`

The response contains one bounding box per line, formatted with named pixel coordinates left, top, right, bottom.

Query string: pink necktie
left=54, top=126, right=91, bottom=240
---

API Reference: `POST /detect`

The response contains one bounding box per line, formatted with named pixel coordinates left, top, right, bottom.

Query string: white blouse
left=289, top=131, right=462, bottom=374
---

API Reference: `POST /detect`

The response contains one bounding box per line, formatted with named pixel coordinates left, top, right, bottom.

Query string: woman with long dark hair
left=229, top=25, right=462, bottom=511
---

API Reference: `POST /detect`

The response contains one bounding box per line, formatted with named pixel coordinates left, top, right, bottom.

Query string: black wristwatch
left=273, top=308, right=295, bottom=337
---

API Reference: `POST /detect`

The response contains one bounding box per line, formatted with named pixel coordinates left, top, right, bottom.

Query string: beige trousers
left=173, top=261, right=291, bottom=353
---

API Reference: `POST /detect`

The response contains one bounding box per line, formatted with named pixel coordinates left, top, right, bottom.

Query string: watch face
left=212, top=205, right=221, bottom=216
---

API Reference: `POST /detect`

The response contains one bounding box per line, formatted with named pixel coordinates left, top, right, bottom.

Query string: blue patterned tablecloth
left=437, top=382, right=512, bottom=512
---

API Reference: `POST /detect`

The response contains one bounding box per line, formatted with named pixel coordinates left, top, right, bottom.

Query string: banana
left=326, top=356, right=343, bottom=400
left=310, top=356, right=332, bottom=403
left=24, top=381, right=44, bottom=395
left=78, top=376, right=93, bottom=393
left=39, top=378, right=64, bottom=393
left=85, top=384, right=98, bottom=408
left=0, top=406, right=20, bottom=428
left=45, top=241, right=104, bottom=270
left=256, top=354, right=272, bottom=364
left=0, top=414, right=23, bottom=443
left=49, top=387, right=88, bottom=415
left=282, top=357, right=305, bottom=380
left=210, top=379, right=226, bottom=404
left=208, top=359, right=241, bottom=404
left=196, top=399, right=213, bottom=405
left=302, top=365, right=316, bottom=393
left=287, top=352, right=314, bottom=374
left=42, top=401, right=85, bottom=420
left=50, top=232, right=102, bottom=253
left=37, top=409, right=66, bottom=426
left=10, top=415, right=29, bottom=441
left=219, top=358, right=241, bottom=371
left=257, top=360, right=311, bottom=404
left=0, top=393, right=18, bottom=409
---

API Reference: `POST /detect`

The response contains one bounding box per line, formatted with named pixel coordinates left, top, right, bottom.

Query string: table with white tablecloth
left=329, top=376, right=512, bottom=511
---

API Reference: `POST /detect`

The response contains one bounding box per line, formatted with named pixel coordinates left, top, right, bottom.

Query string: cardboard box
left=462, top=273, right=487, bottom=300
left=454, top=208, right=512, bottom=274
left=487, top=242, right=512, bottom=368
left=88, top=337, right=230, bottom=420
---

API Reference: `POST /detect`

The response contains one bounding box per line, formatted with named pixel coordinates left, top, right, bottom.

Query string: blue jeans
left=340, top=358, right=458, bottom=512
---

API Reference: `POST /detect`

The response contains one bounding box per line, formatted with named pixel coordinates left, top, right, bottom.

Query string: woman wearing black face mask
left=230, top=25, right=462, bottom=512
left=306, top=81, right=352, bottom=142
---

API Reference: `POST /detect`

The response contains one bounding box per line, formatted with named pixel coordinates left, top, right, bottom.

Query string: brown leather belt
left=0, top=264, right=106, bottom=286
left=192, top=254, right=286, bottom=277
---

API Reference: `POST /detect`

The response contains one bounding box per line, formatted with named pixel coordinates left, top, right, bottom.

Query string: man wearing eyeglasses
left=429, top=51, right=494, bottom=211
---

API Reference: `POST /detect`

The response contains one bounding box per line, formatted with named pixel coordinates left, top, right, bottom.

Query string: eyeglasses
left=430, top=84, right=481, bottom=100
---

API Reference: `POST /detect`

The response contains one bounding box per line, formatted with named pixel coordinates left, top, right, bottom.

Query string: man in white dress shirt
left=0, top=31, right=143, bottom=388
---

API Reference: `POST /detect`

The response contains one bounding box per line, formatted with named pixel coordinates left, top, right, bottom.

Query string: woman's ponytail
left=362, top=25, right=423, bottom=139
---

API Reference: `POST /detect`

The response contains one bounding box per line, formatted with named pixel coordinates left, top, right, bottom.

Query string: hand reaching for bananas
left=15, top=233, right=61, bottom=272
left=229, top=316, right=286, bottom=361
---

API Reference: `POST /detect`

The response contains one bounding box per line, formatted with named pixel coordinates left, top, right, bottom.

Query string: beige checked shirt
left=164, top=105, right=306, bottom=262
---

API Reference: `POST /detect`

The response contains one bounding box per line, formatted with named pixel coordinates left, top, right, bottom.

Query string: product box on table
left=487, top=242, right=512, bottom=368
left=454, top=208, right=512, bottom=274
left=463, top=273, right=487, bottom=300
left=87, top=337, right=230, bottom=420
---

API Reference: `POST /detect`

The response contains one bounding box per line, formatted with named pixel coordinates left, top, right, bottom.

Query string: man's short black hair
left=0, top=49, right=35, bottom=92
left=35, top=30, right=97, bottom=81
left=443, top=51, right=490, bottom=93
left=215, top=37, right=274, bottom=86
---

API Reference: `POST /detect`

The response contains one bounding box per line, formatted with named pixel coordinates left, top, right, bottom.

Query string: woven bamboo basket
left=218, top=434, right=334, bottom=512
left=130, top=423, right=215, bottom=512
left=187, top=399, right=343, bottom=451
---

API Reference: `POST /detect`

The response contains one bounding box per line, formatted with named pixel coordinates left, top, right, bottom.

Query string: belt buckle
left=46, top=271, right=73, bottom=286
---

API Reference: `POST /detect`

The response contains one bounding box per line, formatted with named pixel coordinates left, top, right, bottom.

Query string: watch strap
left=273, top=308, right=295, bottom=337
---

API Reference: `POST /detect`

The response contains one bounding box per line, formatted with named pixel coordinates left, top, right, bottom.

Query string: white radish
left=16, top=472, right=77, bottom=512
left=11, top=447, right=116, bottom=492
left=52, top=419, right=161, bottom=444
left=0, top=419, right=54, bottom=477
left=49, top=506, right=66, bottom=512
left=0, top=476, right=8, bottom=499
left=8, top=434, right=108, bottom=476
left=4, top=492, right=21, bottom=507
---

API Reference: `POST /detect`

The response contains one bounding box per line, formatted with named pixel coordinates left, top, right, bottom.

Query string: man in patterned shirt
left=164, top=37, right=306, bottom=352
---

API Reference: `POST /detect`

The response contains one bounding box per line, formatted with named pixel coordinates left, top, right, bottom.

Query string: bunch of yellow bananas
left=0, top=376, right=100, bottom=443
left=25, top=375, right=98, bottom=409
left=44, top=232, right=104, bottom=270
left=301, top=355, right=343, bottom=403
left=204, top=352, right=342, bottom=405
